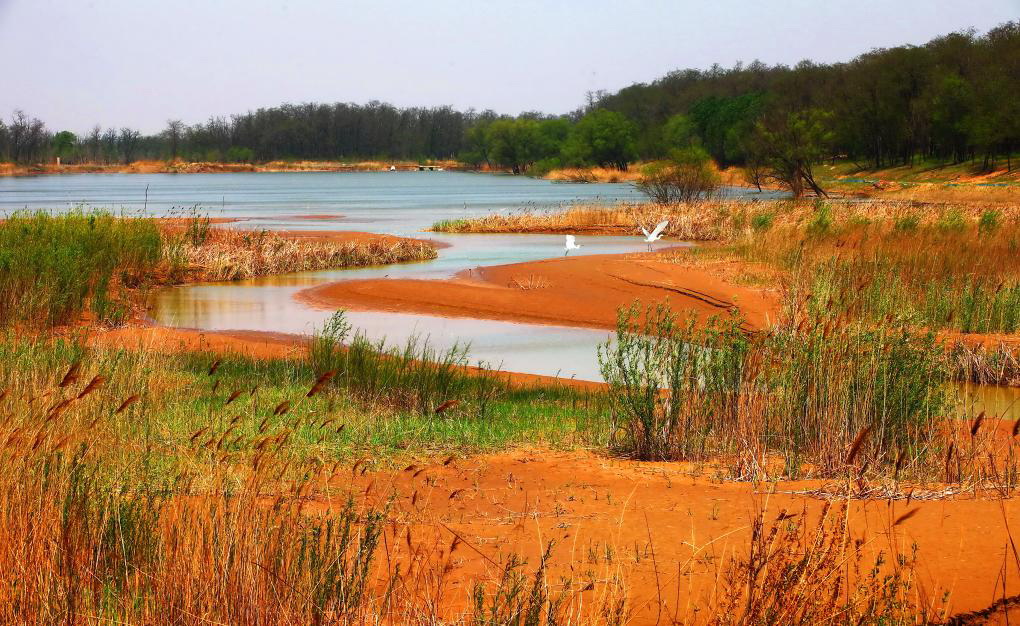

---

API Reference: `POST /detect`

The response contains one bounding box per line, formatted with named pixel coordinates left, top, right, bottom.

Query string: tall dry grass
left=168, top=226, right=438, bottom=282
left=0, top=332, right=940, bottom=623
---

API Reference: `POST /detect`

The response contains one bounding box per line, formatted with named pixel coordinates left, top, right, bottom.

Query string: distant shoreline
left=0, top=159, right=483, bottom=177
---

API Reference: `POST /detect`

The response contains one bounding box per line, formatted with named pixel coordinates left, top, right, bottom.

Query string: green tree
left=486, top=118, right=541, bottom=174
left=51, top=130, right=77, bottom=163
left=563, top=109, right=637, bottom=170
left=749, top=109, right=833, bottom=198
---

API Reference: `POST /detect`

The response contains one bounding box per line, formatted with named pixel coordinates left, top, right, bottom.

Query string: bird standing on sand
left=564, top=235, right=581, bottom=256
left=640, top=220, right=669, bottom=251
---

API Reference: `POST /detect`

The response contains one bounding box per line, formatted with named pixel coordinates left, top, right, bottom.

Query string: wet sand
left=297, top=252, right=780, bottom=332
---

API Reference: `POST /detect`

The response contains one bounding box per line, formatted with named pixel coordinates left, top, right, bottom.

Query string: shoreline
left=0, top=159, right=479, bottom=177
left=296, top=250, right=780, bottom=332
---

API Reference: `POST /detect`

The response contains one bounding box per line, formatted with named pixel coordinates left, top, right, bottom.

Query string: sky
left=1, top=0, right=1018, bottom=134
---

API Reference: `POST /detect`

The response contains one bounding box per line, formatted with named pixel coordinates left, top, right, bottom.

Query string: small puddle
left=955, top=382, right=1020, bottom=421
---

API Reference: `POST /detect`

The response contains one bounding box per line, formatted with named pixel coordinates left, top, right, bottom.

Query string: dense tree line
left=592, top=22, right=1020, bottom=171
left=0, top=102, right=475, bottom=165
left=2, top=22, right=1016, bottom=185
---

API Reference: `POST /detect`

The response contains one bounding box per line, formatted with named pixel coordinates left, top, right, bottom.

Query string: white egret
left=640, top=220, right=669, bottom=251
left=564, top=234, right=581, bottom=255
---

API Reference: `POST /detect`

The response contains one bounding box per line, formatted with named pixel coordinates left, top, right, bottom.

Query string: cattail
left=189, top=426, right=210, bottom=443
left=411, top=491, right=419, bottom=507
left=970, top=411, right=985, bottom=437
left=404, top=464, right=418, bottom=473
left=351, top=457, right=367, bottom=475
left=225, top=389, right=242, bottom=405
left=208, top=360, right=221, bottom=376
left=449, top=536, right=462, bottom=555
left=435, top=400, right=459, bottom=414
left=76, top=375, right=105, bottom=400
left=413, top=467, right=426, bottom=478
left=845, top=425, right=872, bottom=465
left=47, top=398, right=73, bottom=420
left=306, top=370, right=336, bottom=397
left=945, top=442, right=955, bottom=482
left=273, top=401, right=290, bottom=416
left=115, top=394, right=140, bottom=414
left=258, top=417, right=270, bottom=433
left=216, top=426, right=236, bottom=450
left=449, top=488, right=465, bottom=500
left=0, top=389, right=7, bottom=404
left=443, top=455, right=455, bottom=466
left=58, top=362, right=81, bottom=388
left=1012, top=419, right=1020, bottom=438
left=892, top=508, right=919, bottom=527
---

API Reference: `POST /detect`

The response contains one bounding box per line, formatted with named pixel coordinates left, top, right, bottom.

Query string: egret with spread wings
left=640, top=220, right=669, bottom=251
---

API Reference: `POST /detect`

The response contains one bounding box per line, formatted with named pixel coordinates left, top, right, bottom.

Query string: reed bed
left=543, top=166, right=644, bottom=183
left=0, top=210, right=162, bottom=327
left=170, top=226, right=438, bottom=282
left=0, top=330, right=938, bottom=623
left=0, top=211, right=438, bottom=329
left=431, top=197, right=1020, bottom=240
left=432, top=200, right=744, bottom=240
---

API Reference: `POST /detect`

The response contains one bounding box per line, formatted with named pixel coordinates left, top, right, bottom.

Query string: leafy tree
left=661, top=114, right=696, bottom=151
left=563, top=109, right=637, bottom=170
left=51, top=131, right=77, bottom=163
left=486, top=118, right=542, bottom=174
left=749, top=109, right=833, bottom=198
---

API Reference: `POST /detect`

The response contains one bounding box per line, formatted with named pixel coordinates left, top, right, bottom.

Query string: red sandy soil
left=314, top=447, right=1020, bottom=622
left=297, top=252, right=780, bottom=332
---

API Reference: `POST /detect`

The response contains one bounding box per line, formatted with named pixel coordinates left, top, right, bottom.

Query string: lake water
left=4, top=171, right=1015, bottom=412
left=0, top=170, right=653, bottom=234
left=1, top=171, right=700, bottom=381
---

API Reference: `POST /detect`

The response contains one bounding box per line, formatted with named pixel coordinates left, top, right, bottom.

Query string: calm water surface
left=6, top=171, right=1014, bottom=406
left=1, top=171, right=693, bottom=381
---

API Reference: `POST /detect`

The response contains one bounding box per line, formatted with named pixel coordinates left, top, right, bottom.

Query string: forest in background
left=2, top=22, right=1018, bottom=183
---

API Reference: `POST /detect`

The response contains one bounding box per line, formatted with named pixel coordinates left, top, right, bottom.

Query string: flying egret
left=564, top=234, right=581, bottom=256
left=640, top=220, right=669, bottom=251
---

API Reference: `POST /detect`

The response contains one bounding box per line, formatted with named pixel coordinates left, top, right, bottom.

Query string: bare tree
left=165, top=119, right=184, bottom=160
left=8, top=110, right=47, bottom=164
left=118, top=128, right=141, bottom=164
left=86, top=126, right=102, bottom=163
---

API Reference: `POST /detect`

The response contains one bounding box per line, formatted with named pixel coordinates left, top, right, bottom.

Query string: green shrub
left=309, top=311, right=505, bottom=416
left=893, top=214, right=919, bottom=232
left=936, top=208, right=966, bottom=232
left=750, top=211, right=775, bottom=233
left=806, top=202, right=832, bottom=236
left=978, top=209, right=1001, bottom=234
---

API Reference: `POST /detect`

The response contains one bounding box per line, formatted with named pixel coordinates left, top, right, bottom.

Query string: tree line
left=2, top=21, right=1017, bottom=193
left=0, top=102, right=475, bottom=165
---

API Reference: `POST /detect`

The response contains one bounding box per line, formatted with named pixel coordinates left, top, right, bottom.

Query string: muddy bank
left=297, top=252, right=780, bottom=332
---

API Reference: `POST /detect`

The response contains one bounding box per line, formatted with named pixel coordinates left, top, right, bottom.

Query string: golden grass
left=544, top=166, right=644, bottom=183
left=169, top=228, right=438, bottom=282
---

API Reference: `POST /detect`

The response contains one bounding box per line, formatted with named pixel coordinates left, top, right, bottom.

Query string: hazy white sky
left=1, top=0, right=1018, bottom=133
